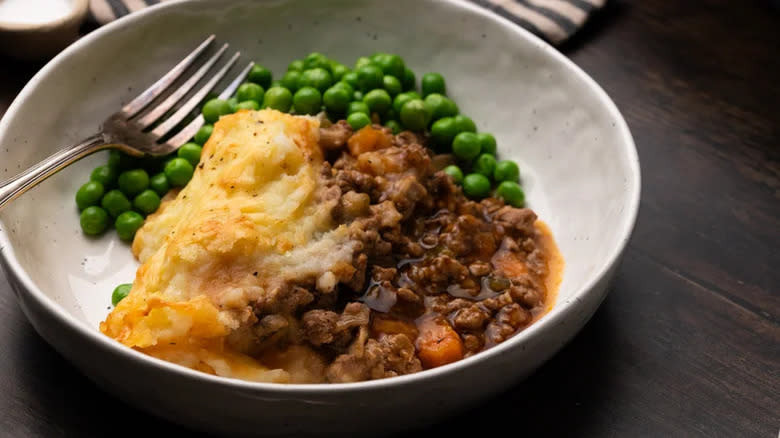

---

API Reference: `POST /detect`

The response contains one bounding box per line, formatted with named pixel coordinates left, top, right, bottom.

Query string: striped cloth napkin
left=90, top=0, right=605, bottom=45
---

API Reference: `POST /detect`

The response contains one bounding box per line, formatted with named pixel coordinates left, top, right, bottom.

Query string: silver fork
left=0, top=35, right=253, bottom=211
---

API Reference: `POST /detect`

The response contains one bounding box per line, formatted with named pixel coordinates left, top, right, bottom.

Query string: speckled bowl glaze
left=0, top=0, right=640, bottom=436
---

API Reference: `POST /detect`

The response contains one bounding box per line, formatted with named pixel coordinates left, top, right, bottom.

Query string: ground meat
left=395, top=287, right=421, bottom=304
left=319, top=120, right=353, bottom=150
left=452, top=305, right=491, bottom=330
left=378, top=334, right=423, bottom=376
left=256, top=286, right=314, bottom=314
left=247, top=125, right=552, bottom=383
left=326, top=333, right=422, bottom=383
left=493, top=205, right=537, bottom=236
left=301, top=310, right=339, bottom=346
left=469, top=261, right=492, bottom=277
left=371, top=266, right=397, bottom=282
left=301, top=303, right=370, bottom=348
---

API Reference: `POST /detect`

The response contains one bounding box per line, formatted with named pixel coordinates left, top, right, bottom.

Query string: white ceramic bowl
left=0, top=0, right=640, bottom=435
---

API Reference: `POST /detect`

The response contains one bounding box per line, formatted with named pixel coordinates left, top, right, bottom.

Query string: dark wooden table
left=1, top=1, right=778, bottom=436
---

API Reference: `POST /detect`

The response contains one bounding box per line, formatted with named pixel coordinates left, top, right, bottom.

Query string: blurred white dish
left=0, top=0, right=88, bottom=59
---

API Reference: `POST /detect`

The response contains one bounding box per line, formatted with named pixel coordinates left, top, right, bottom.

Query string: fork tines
left=120, top=35, right=254, bottom=148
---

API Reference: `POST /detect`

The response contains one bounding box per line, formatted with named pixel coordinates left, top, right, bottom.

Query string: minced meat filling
left=248, top=121, right=552, bottom=383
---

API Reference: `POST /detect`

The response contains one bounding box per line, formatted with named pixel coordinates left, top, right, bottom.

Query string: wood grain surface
left=0, top=0, right=778, bottom=436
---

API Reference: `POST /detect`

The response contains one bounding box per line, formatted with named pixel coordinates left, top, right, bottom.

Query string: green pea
left=107, top=150, right=121, bottom=169
left=402, top=67, right=416, bottom=91
left=495, top=181, right=525, bottom=207
left=288, top=59, right=305, bottom=72
left=75, top=181, right=105, bottom=211
left=424, top=93, right=458, bottom=121
left=280, top=70, right=302, bottom=92
left=472, top=153, right=497, bottom=178
left=117, top=169, right=149, bottom=197
left=347, top=112, right=371, bottom=130
left=430, top=117, right=458, bottom=149
left=374, top=54, right=405, bottom=79
left=293, top=87, right=322, bottom=115
left=443, top=165, right=464, bottom=184
left=356, top=64, right=384, bottom=91
left=452, top=132, right=481, bottom=161
left=353, top=90, right=364, bottom=101
left=385, top=120, right=402, bottom=134
left=236, top=82, right=265, bottom=103
left=177, top=143, right=202, bottom=166
left=149, top=172, right=170, bottom=197
left=236, top=100, right=260, bottom=111
left=323, top=86, right=351, bottom=114
left=363, top=89, right=392, bottom=115
left=392, top=92, right=416, bottom=114
left=115, top=210, right=144, bottom=241
left=399, top=99, right=432, bottom=131
left=354, top=56, right=373, bottom=70
left=463, top=173, right=490, bottom=199
left=382, top=75, right=403, bottom=97
left=247, top=65, right=272, bottom=89
left=164, top=157, right=194, bottom=187
left=116, top=168, right=148, bottom=197
left=494, top=160, right=520, bottom=182
left=341, top=71, right=360, bottom=89
left=304, top=52, right=331, bottom=71
left=202, top=98, right=232, bottom=123
left=111, top=283, right=132, bottom=306
left=263, top=87, right=293, bottom=112
left=132, top=189, right=161, bottom=215
left=454, top=115, right=477, bottom=133
left=193, top=124, right=213, bottom=145
left=421, top=72, right=446, bottom=97
left=347, top=101, right=370, bottom=116
left=227, top=97, right=239, bottom=113
left=101, top=189, right=131, bottom=218
left=370, top=52, right=389, bottom=63
left=80, top=206, right=109, bottom=236
left=332, top=81, right=354, bottom=97
left=477, top=133, right=497, bottom=155
left=299, top=68, right=333, bottom=93
left=90, top=165, right=117, bottom=188
left=330, top=63, right=349, bottom=81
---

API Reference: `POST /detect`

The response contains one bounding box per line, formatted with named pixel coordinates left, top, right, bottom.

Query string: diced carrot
left=372, top=316, right=419, bottom=340
left=415, top=316, right=464, bottom=369
left=347, top=126, right=393, bottom=156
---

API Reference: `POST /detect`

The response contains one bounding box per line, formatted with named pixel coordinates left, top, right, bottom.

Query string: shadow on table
left=1, top=300, right=206, bottom=437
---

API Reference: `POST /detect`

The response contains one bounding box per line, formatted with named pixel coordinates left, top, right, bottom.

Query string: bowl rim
left=0, top=0, right=89, bottom=32
left=0, top=0, right=641, bottom=393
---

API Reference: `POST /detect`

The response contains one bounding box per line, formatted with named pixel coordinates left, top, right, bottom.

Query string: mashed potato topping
left=100, top=110, right=353, bottom=382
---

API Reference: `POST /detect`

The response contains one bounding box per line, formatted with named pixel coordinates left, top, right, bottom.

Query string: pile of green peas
left=76, top=147, right=198, bottom=241
left=92, top=51, right=525, bottom=306
left=196, top=51, right=525, bottom=206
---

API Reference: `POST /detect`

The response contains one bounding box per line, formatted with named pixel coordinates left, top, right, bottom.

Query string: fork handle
left=0, top=134, right=108, bottom=211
